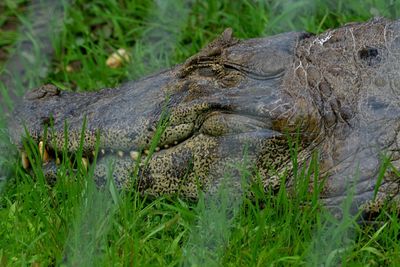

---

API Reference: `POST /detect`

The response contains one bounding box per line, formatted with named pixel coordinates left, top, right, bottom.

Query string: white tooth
left=81, top=158, right=88, bottom=170
left=164, top=144, right=169, bottom=149
left=144, top=149, right=150, bottom=155
left=38, top=141, right=50, bottom=162
left=101, top=149, right=106, bottom=155
left=130, top=151, right=139, bottom=161
left=38, top=141, right=44, bottom=151
left=155, top=147, right=160, bottom=152
left=21, top=152, right=29, bottom=169
left=117, top=151, right=124, bottom=157
left=174, top=141, right=178, bottom=145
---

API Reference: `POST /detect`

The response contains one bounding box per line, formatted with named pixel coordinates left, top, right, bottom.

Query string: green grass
left=1, top=0, right=400, bottom=266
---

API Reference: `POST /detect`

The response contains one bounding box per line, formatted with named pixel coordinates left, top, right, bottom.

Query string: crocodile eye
left=197, top=67, right=215, bottom=77
left=358, top=47, right=381, bottom=67
left=218, top=68, right=243, bottom=88
left=195, top=65, right=242, bottom=88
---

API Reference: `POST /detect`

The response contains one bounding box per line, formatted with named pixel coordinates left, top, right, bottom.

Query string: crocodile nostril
left=25, top=84, right=60, bottom=100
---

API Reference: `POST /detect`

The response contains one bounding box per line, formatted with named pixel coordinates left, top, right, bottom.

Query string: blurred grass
left=1, top=0, right=400, bottom=266
left=3, top=0, right=399, bottom=90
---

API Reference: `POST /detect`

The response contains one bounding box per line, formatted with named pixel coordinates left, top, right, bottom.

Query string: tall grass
left=1, top=0, right=400, bottom=266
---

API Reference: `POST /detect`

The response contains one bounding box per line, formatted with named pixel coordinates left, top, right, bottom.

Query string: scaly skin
left=9, top=18, right=400, bottom=216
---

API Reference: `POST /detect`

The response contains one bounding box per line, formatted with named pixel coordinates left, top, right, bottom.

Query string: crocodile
left=8, top=17, right=400, bottom=216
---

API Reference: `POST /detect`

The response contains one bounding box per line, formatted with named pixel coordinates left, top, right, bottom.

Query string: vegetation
left=1, top=0, right=400, bottom=266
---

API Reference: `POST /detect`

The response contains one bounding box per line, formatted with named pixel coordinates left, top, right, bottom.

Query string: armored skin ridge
left=8, top=17, right=400, bottom=217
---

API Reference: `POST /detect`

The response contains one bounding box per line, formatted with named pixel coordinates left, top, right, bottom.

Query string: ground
left=0, top=1, right=400, bottom=266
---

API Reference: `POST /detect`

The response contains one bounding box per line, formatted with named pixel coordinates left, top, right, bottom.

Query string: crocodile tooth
left=81, top=158, right=88, bottom=170
left=173, top=141, right=178, bottom=145
left=101, top=149, right=105, bottom=155
left=21, top=152, right=29, bottom=169
left=117, top=151, right=124, bottom=157
left=130, top=151, right=139, bottom=161
left=164, top=144, right=169, bottom=149
left=38, top=141, right=50, bottom=162
left=144, top=149, right=150, bottom=155
left=155, top=147, right=160, bottom=152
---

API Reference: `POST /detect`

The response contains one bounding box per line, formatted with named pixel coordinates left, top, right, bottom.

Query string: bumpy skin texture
left=9, top=18, right=400, bottom=215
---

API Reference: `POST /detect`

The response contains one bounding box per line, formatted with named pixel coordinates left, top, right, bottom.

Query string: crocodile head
left=9, top=18, right=400, bottom=216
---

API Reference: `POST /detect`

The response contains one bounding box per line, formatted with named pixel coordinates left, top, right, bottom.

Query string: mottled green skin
left=9, top=18, right=400, bottom=215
